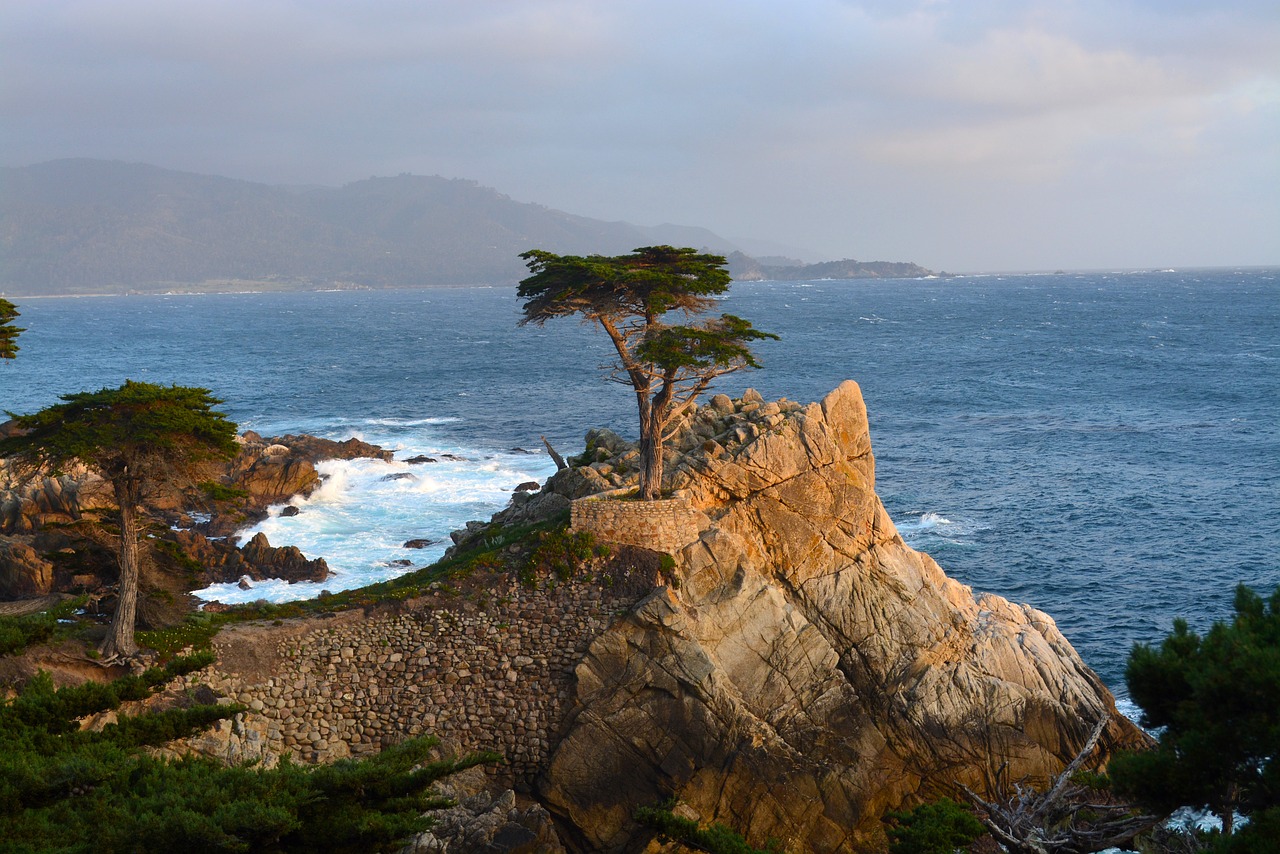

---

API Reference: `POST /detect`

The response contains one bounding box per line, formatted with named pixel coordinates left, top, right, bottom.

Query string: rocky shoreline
left=3, top=381, right=1147, bottom=852
left=0, top=429, right=392, bottom=609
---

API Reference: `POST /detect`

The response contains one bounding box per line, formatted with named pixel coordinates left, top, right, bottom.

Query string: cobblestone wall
left=570, top=497, right=708, bottom=554
left=181, top=569, right=654, bottom=788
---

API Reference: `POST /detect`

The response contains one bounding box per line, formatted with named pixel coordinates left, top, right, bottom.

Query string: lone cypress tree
left=0, top=298, right=23, bottom=360
left=0, top=381, right=239, bottom=659
left=518, top=246, right=776, bottom=500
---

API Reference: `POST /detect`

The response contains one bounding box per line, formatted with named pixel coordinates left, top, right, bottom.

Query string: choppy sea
left=4, top=268, right=1277, bottom=699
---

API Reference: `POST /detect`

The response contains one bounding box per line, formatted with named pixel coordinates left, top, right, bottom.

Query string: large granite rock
left=0, top=460, right=113, bottom=535
left=0, top=537, right=54, bottom=597
left=537, top=382, right=1149, bottom=852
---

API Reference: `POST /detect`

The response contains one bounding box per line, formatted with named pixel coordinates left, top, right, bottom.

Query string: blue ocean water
left=3, top=269, right=1277, bottom=695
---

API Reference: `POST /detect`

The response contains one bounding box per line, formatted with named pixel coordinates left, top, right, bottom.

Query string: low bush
left=636, top=801, right=782, bottom=854
left=883, top=798, right=985, bottom=854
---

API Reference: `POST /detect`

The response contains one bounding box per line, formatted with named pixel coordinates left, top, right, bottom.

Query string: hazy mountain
left=0, top=160, right=929, bottom=295
left=0, top=160, right=724, bottom=295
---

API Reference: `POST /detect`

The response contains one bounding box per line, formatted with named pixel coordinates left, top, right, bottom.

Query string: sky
left=2, top=0, right=1277, bottom=272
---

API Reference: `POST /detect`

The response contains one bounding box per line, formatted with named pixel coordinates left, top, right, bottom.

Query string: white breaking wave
left=192, top=431, right=557, bottom=606
left=895, top=510, right=987, bottom=549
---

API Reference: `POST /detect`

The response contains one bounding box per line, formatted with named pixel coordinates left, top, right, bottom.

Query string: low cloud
left=1, top=0, right=1276, bottom=269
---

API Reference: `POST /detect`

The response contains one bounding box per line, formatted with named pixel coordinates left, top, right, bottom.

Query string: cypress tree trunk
left=638, top=409, right=664, bottom=501
left=102, top=474, right=141, bottom=660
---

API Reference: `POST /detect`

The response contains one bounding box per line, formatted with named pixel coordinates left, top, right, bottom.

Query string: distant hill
left=0, top=160, right=930, bottom=295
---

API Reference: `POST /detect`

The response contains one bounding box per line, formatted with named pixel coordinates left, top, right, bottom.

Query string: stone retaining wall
left=570, top=497, right=708, bottom=555
left=181, top=569, right=654, bottom=788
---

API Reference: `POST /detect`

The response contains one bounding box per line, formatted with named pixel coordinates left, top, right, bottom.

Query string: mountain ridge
left=0, top=159, right=931, bottom=295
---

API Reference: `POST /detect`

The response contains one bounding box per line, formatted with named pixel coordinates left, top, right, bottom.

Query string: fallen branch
left=541, top=435, right=567, bottom=470
left=960, top=719, right=1162, bottom=854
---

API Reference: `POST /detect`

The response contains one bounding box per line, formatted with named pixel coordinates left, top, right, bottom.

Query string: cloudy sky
left=2, top=0, right=1277, bottom=271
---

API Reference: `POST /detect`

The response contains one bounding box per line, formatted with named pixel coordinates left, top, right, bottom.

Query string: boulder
left=401, top=767, right=565, bottom=854
left=239, top=533, right=328, bottom=583
left=227, top=452, right=320, bottom=507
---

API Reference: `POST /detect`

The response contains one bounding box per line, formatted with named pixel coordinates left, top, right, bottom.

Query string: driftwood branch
left=960, top=718, right=1162, bottom=854
left=540, top=436, right=567, bottom=471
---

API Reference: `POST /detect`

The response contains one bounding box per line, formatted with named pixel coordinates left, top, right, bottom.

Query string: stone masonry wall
left=179, top=570, right=653, bottom=788
left=570, top=497, right=708, bottom=555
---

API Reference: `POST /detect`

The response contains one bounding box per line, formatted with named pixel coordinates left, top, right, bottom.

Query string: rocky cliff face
left=536, top=381, right=1147, bottom=851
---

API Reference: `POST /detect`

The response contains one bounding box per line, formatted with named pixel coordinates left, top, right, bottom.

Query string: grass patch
left=136, top=612, right=225, bottom=658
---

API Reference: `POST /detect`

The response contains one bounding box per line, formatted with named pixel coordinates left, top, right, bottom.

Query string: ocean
left=3, top=268, right=1277, bottom=698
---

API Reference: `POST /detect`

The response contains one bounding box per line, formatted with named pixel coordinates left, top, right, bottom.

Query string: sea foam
left=191, top=430, right=557, bottom=605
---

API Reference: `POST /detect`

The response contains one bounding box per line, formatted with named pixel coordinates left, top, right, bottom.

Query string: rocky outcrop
left=0, top=460, right=112, bottom=535
left=262, top=433, right=393, bottom=465
left=534, top=382, right=1149, bottom=851
left=0, top=432, right=378, bottom=601
left=171, top=530, right=329, bottom=586
left=0, top=537, right=54, bottom=597
left=401, top=766, right=566, bottom=854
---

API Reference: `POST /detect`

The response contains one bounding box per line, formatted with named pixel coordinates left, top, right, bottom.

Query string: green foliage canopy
left=1111, top=584, right=1280, bottom=839
left=0, top=380, right=239, bottom=480
left=0, top=298, right=23, bottom=359
left=518, top=246, right=776, bottom=500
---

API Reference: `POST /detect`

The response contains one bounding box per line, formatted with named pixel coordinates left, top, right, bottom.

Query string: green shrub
left=636, top=801, right=782, bottom=854
left=884, top=798, right=985, bottom=854
left=522, top=527, right=607, bottom=583
left=0, top=653, right=494, bottom=853
left=199, top=481, right=249, bottom=502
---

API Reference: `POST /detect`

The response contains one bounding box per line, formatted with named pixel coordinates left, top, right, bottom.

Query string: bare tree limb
left=540, top=436, right=567, bottom=471
left=959, top=718, right=1161, bottom=854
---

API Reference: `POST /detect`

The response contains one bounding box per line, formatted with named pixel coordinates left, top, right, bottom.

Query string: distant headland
left=0, top=159, right=933, bottom=296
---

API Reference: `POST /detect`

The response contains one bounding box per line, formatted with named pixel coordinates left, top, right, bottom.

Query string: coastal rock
left=170, top=529, right=329, bottom=585
left=538, top=381, right=1149, bottom=851
left=0, top=431, right=378, bottom=600
left=239, top=532, right=329, bottom=584
left=226, top=450, right=320, bottom=508
left=0, top=537, right=55, bottom=597
left=402, top=767, right=566, bottom=854
left=267, top=434, right=394, bottom=464
left=0, top=461, right=113, bottom=535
